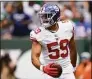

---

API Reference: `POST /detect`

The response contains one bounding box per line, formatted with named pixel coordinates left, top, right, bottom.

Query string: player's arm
left=69, top=35, right=77, bottom=68
left=31, top=36, right=58, bottom=77
left=31, top=41, right=42, bottom=70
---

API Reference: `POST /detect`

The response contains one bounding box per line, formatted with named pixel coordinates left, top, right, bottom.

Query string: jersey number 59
left=47, top=39, right=69, bottom=59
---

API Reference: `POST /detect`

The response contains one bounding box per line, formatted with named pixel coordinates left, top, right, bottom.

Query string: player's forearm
left=70, top=50, right=77, bottom=67
left=31, top=56, right=41, bottom=70
left=69, top=36, right=77, bottom=67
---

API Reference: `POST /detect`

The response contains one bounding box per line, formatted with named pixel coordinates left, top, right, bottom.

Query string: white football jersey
left=30, top=20, right=74, bottom=74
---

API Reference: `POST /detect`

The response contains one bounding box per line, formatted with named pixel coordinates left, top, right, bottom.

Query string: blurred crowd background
left=1, top=1, right=92, bottom=39
left=0, top=1, right=92, bottom=79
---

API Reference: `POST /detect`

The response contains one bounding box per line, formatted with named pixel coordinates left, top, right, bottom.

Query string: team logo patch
left=34, top=28, right=41, bottom=34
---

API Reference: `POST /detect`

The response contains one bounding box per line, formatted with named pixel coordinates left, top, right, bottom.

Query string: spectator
left=75, top=52, right=91, bottom=79
left=60, top=5, right=73, bottom=20
left=1, top=2, right=32, bottom=38
left=0, top=53, right=16, bottom=79
left=69, top=1, right=91, bottom=39
left=0, top=2, right=15, bottom=39
left=23, top=2, right=35, bottom=17
left=74, top=15, right=87, bottom=39
left=10, top=2, right=32, bottom=37
left=23, top=1, right=41, bottom=30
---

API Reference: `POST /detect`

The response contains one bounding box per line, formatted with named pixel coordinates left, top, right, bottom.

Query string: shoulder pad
left=30, top=30, right=37, bottom=42
left=34, top=27, right=41, bottom=34
left=68, top=20, right=75, bottom=35
left=30, top=27, right=45, bottom=42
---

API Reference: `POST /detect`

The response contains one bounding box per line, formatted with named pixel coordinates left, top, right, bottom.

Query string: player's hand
left=43, top=63, right=59, bottom=77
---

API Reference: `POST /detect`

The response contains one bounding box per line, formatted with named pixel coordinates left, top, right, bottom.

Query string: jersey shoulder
left=58, top=20, right=74, bottom=30
left=30, top=27, right=45, bottom=41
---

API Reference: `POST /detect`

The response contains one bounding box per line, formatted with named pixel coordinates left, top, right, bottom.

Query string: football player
left=30, top=4, right=77, bottom=79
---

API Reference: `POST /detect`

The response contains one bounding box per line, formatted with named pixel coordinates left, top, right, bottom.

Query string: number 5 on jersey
left=47, top=39, right=69, bottom=59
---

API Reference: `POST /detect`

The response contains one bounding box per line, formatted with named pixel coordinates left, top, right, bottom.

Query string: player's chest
left=41, top=29, right=72, bottom=45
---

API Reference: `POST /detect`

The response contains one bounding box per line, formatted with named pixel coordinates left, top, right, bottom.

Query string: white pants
left=43, top=73, right=75, bottom=79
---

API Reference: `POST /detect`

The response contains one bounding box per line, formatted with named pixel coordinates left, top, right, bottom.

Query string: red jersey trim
left=30, top=37, right=37, bottom=42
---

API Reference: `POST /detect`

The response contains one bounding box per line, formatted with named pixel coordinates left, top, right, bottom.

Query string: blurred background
left=0, top=1, right=91, bottom=79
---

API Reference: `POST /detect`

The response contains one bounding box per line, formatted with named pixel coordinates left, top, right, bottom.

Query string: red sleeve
left=30, top=27, right=41, bottom=42
left=30, top=37, right=38, bottom=42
